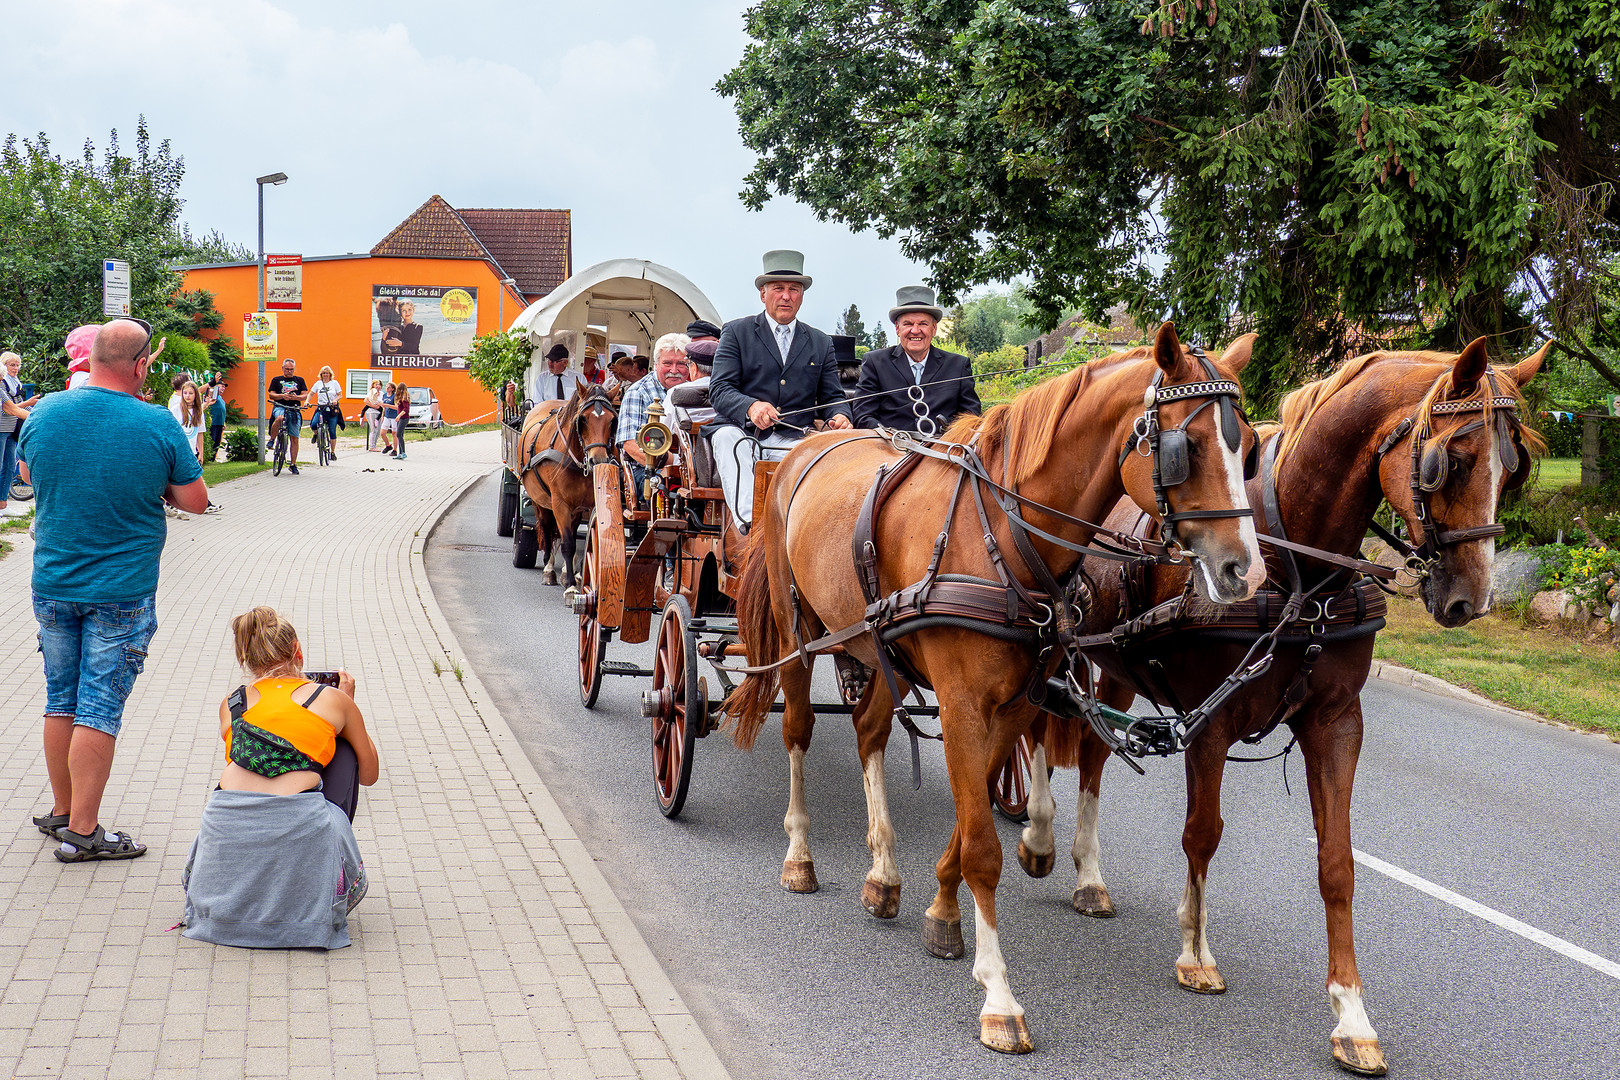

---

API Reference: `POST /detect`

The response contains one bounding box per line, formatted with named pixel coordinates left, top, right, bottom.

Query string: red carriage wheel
left=576, top=515, right=608, bottom=708
left=991, top=731, right=1044, bottom=823
left=648, top=595, right=703, bottom=818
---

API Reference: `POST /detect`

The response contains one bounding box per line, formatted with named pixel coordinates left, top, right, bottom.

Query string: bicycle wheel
left=318, top=424, right=331, bottom=466
left=272, top=428, right=286, bottom=476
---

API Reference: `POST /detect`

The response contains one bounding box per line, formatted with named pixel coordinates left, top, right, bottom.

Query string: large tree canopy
left=720, top=1, right=1620, bottom=398
left=0, top=119, right=247, bottom=390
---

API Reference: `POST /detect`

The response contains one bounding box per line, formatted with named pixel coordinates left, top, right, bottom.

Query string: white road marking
left=1353, top=847, right=1620, bottom=982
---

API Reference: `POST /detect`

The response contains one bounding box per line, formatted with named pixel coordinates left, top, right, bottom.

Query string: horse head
left=570, top=381, right=619, bottom=468
left=1383, top=337, right=1547, bottom=626
left=1118, top=323, right=1264, bottom=604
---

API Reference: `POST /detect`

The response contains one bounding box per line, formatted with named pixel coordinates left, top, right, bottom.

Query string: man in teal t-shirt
left=19, top=318, right=209, bottom=863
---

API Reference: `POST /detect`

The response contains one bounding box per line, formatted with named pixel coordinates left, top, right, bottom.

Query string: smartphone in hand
left=304, top=670, right=341, bottom=687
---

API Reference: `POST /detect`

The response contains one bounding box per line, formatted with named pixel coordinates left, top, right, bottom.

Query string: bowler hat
left=543, top=344, right=569, bottom=362
left=754, top=249, right=813, bottom=290
left=889, top=285, right=944, bottom=323
left=685, top=319, right=723, bottom=339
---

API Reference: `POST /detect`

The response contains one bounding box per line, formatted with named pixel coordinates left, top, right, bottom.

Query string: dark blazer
left=853, top=345, right=981, bottom=434
left=709, top=313, right=853, bottom=433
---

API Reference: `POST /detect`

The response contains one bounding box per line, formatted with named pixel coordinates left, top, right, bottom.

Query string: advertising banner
left=265, top=254, right=303, bottom=311
left=371, top=285, right=478, bottom=369
left=243, top=312, right=277, bottom=361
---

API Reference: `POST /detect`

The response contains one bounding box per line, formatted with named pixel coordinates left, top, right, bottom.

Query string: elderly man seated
left=616, top=333, right=695, bottom=499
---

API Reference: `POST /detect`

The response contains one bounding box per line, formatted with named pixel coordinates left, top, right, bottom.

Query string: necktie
left=556, top=376, right=565, bottom=400
left=776, top=324, right=791, bottom=362
left=912, top=361, right=925, bottom=385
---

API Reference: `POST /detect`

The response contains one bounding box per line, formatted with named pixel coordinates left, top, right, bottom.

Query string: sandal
left=54, top=825, right=147, bottom=863
left=32, top=813, right=69, bottom=840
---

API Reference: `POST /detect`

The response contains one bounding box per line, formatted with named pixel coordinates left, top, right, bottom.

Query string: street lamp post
left=498, top=276, right=517, bottom=335
left=255, top=171, right=288, bottom=463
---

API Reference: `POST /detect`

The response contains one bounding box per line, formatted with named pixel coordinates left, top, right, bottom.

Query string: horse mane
left=1276, top=350, right=1545, bottom=469
left=942, top=347, right=1151, bottom=487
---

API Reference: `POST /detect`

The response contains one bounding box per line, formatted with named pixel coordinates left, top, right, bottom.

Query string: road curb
left=411, top=468, right=734, bottom=1080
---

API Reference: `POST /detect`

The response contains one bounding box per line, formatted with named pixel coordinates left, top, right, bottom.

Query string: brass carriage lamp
left=638, top=399, right=673, bottom=459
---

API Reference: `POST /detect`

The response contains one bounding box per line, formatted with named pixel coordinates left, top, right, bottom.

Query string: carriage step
left=601, top=661, right=652, bottom=677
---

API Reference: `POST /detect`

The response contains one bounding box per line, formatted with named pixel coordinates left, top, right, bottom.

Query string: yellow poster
left=243, top=312, right=277, bottom=361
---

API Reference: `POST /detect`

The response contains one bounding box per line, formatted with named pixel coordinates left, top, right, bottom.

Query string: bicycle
left=311, top=407, right=335, bottom=467
left=270, top=403, right=302, bottom=476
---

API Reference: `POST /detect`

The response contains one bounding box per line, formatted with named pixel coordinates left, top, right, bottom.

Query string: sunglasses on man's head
left=120, top=318, right=153, bottom=364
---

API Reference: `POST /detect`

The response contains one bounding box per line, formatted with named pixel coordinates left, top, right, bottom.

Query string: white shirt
left=310, top=378, right=342, bottom=407
left=771, top=319, right=796, bottom=363
left=537, top=366, right=579, bottom=402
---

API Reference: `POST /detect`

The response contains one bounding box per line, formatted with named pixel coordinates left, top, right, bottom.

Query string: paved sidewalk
left=0, top=433, right=731, bottom=1080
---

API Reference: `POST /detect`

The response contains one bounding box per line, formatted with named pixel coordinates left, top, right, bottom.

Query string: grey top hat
left=754, top=249, right=813, bottom=289
left=889, top=285, right=944, bottom=323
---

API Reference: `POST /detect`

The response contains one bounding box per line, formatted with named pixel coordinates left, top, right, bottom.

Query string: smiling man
left=708, top=249, right=852, bottom=527
left=854, top=286, right=980, bottom=435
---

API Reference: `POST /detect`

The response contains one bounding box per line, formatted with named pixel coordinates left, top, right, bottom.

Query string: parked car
left=404, top=386, right=443, bottom=429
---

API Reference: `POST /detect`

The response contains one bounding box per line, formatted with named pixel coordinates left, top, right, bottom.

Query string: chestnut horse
left=1017, top=337, right=1547, bottom=1075
left=723, top=324, right=1265, bottom=1053
left=514, top=382, right=618, bottom=590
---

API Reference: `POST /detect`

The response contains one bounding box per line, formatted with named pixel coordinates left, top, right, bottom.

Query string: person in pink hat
left=65, top=324, right=99, bottom=390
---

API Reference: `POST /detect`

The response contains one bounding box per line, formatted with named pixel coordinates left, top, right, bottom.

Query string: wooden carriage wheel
left=577, top=516, right=608, bottom=708
left=991, top=731, right=1046, bottom=823
left=649, top=595, right=703, bottom=819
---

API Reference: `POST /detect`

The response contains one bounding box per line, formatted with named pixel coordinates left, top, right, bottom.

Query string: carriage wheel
left=649, top=595, right=703, bottom=818
left=496, top=472, right=516, bottom=537
left=991, top=732, right=1044, bottom=823
left=512, top=515, right=538, bottom=569
left=577, top=517, right=608, bottom=708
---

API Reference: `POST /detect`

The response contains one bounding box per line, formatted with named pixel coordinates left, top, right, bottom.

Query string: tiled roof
left=458, top=208, right=571, bottom=299
left=371, top=198, right=572, bottom=299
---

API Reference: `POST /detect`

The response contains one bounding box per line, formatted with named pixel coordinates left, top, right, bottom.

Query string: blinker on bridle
left=1119, top=346, right=1254, bottom=555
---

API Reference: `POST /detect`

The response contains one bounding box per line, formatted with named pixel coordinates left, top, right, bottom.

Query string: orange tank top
left=225, top=678, right=338, bottom=769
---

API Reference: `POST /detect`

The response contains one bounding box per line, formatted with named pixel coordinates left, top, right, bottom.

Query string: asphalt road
left=428, top=469, right=1620, bottom=1080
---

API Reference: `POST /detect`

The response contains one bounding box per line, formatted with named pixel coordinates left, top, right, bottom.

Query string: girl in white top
left=308, top=365, right=343, bottom=452
left=176, top=380, right=206, bottom=467
left=363, top=380, right=384, bottom=451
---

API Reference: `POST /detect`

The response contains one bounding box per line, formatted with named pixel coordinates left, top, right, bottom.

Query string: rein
left=523, top=389, right=618, bottom=482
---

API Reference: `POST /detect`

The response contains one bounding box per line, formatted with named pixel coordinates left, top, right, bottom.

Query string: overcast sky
left=5, top=0, right=939, bottom=333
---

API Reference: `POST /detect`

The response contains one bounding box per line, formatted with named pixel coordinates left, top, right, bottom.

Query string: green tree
left=966, top=306, right=1003, bottom=354
left=866, top=325, right=888, bottom=348
left=720, top=2, right=1620, bottom=401
left=0, top=119, right=245, bottom=390
left=465, top=331, right=534, bottom=395
left=835, top=303, right=868, bottom=342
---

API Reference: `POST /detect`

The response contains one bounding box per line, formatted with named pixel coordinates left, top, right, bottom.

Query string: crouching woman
left=182, top=606, right=379, bottom=949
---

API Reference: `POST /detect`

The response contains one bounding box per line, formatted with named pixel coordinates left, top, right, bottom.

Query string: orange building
left=178, top=196, right=570, bottom=425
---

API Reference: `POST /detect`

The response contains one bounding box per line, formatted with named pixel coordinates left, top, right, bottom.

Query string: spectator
left=64, top=325, right=100, bottom=389
left=0, top=351, right=40, bottom=518
left=206, top=375, right=228, bottom=461
left=21, top=317, right=208, bottom=862
left=392, top=382, right=411, bottom=460
left=176, top=381, right=206, bottom=468
left=166, top=371, right=188, bottom=419
left=181, top=606, right=378, bottom=949
left=379, top=382, right=397, bottom=455
left=363, top=380, right=384, bottom=451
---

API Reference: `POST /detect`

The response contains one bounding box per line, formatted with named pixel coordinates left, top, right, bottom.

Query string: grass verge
left=203, top=460, right=273, bottom=486
left=1374, top=593, right=1620, bottom=737
left=1531, top=457, right=1579, bottom=493
left=405, top=421, right=501, bottom=443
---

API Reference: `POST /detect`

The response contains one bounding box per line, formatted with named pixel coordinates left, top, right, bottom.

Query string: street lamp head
left=256, top=172, right=289, bottom=186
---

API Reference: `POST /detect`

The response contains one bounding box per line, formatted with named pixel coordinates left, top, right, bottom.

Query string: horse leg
left=1299, top=699, right=1386, bottom=1077
left=1176, top=736, right=1231, bottom=994
left=558, top=510, right=580, bottom=594
left=538, top=507, right=559, bottom=586
left=1072, top=676, right=1131, bottom=917
left=779, top=657, right=820, bottom=893
left=1016, top=715, right=1056, bottom=879
left=853, top=675, right=900, bottom=918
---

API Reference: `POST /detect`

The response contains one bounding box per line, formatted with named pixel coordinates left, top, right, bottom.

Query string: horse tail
left=1040, top=711, right=1085, bottom=770
left=721, top=522, right=782, bottom=752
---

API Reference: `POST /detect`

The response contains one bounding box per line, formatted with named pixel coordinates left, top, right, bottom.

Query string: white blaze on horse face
left=1480, top=417, right=1504, bottom=609
left=1020, top=743, right=1056, bottom=863
left=1222, top=431, right=1266, bottom=596
left=784, top=746, right=813, bottom=867
left=1072, top=789, right=1106, bottom=892
left=861, top=751, right=899, bottom=888
left=1328, top=982, right=1379, bottom=1040
left=1177, top=870, right=1218, bottom=970
left=972, top=908, right=1025, bottom=1020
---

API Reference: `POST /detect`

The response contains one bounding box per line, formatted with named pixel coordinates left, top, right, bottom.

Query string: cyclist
left=266, top=358, right=308, bottom=474
left=306, top=365, right=343, bottom=461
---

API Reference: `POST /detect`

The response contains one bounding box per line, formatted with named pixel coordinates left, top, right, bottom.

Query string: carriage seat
left=667, top=380, right=711, bottom=413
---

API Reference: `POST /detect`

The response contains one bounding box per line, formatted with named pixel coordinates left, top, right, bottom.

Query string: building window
left=348, top=369, right=391, bottom=398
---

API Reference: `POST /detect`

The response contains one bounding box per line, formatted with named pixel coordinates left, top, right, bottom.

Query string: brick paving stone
left=0, top=433, right=730, bottom=1078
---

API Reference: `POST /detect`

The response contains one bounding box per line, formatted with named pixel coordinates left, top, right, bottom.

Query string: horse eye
left=1447, top=456, right=1471, bottom=484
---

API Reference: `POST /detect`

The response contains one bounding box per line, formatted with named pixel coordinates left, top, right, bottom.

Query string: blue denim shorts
left=273, top=404, right=303, bottom=437
left=34, top=595, right=158, bottom=737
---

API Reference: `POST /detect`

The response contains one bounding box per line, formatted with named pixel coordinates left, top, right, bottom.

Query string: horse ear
left=1153, top=322, right=1184, bottom=376
left=1452, top=336, right=1489, bottom=395
left=1216, top=332, right=1258, bottom=376
left=1506, top=340, right=1552, bottom=388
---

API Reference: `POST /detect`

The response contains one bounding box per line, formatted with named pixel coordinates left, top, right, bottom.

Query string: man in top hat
left=709, top=250, right=852, bottom=526
left=854, top=286, right=980, bottom=436
left=535, top=343, right=579, bottom=403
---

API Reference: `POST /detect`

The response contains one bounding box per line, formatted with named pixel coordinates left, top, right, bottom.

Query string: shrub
left=1532, top=416, right=1581, bottom=459
left=224, top=427, right=258, bottom=462
left=1535, top=542, right=1620, bottom=612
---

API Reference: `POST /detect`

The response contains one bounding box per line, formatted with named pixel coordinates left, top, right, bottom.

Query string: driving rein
left=522, top=388, right=618, bottom=484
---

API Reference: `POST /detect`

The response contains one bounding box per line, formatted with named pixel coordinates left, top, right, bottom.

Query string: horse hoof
left=1072, top=884, right=1116, bottom=918
left=861, top=878, right=900, bottom=920
left=922, top=914, right=964, bottom=959
left=541, top=571, right=557, bottom=586
left=979, top=1013, right=1034, bottom=1055
left=1331, top=1036, right=1388, bottom=1076
left=1176, top=963, right=1227, bottom=994
left=1016, top=840, right=1054, bottom=879
left=781, top=860, right=819, bottom=893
